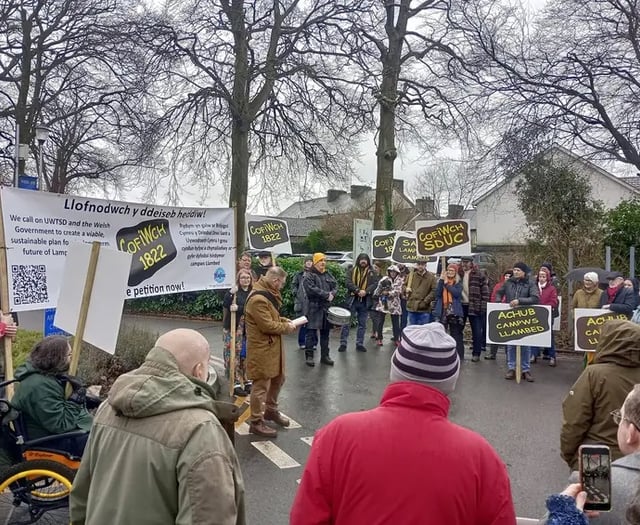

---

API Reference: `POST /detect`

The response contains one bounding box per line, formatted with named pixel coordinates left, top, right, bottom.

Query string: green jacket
left=11, top=362, right=93, bottom=440
left=406, top=270, right=437, bottom=313
left=561, top=320, right=640, bottom=470
left=70, top=347, right=246, bottom=525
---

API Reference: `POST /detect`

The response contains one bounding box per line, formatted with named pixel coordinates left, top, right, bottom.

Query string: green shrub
left=125, top=259, right=349, bottom=318
left=77, top=323, right=159, bottom=392
left=277, top=258, right=349, bottom=314
left=10, top=330, right=43, bottom=369
left=125, top=290, right=224, bottom=319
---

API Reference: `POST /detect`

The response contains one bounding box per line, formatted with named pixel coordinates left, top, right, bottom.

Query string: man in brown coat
left=561, top=319, right=640, bottom=469
left=245, top=266, right=296, bottom=437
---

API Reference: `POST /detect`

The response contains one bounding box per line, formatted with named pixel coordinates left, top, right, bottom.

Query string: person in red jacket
left=290, top=322, right=516, bottom=525
left=530, top=266, right=559, bottom=366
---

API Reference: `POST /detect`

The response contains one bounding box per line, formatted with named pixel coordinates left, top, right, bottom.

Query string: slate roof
left=620, top=176, right=640, bottom=191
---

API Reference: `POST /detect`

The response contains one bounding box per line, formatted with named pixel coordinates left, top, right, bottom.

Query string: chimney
left=447, top=204, right=464, bottom=219
left=392, top=178, right=404, bottom=195
left=350, top=185, right=371, bottom=199
left=415, top=197, right=435, bottom=216
left=327, top=189, right=346, bottom=203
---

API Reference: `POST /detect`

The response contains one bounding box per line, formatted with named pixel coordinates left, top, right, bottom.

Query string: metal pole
left=605, top=246, right=611, bottom=272
left=37, top=141, right=44, bottom=191
left=568, top=247, right=574, bottom=339
left=631, top=247, right=636, bottom=279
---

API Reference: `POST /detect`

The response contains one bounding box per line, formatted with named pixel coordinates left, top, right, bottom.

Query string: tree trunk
left=227, top=0, right=250, bottom=254
left=373, top=0, right=409, bottom=230
left=16, top=9, right=33, bottom=179
left=229, top=124, right=250, bottom=254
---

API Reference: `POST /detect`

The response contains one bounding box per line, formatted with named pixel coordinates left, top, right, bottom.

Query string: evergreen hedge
left=125, top=258, right=349, bottom=319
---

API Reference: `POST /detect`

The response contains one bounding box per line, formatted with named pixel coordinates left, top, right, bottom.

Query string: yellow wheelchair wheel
left=0, top=459, right=75, bottom=524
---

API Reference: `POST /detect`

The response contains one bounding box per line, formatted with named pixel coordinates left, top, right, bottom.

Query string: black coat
left=222, top=288, right=250, bottom=330
left=303, top=268, right=337, bottom=329
left=599, top=285, right=637, bottom=318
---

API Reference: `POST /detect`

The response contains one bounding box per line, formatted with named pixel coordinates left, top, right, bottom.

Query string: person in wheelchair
left=11, top=335, right=94, bottom=458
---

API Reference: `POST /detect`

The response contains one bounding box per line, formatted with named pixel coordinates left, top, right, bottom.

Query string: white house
left=472, top=146, right=640, bottom=247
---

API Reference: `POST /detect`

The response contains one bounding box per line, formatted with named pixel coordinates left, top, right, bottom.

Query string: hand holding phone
left=579, top=444, right=612, bottom=512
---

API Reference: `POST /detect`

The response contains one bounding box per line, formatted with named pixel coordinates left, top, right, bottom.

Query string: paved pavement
left=123, top=315, right=584, bottom=524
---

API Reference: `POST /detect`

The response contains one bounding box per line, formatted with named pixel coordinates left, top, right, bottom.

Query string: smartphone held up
left=579, top=444, right=612, bottom=512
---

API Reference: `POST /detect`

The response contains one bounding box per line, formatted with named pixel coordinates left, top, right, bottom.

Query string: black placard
left=117, top=219, right=177, bottom=286
left=372, top=232, right=396, bottom=259
left=391, top=235, right=417, bottom=264
left=247, top=218, right=290, bottom=250
left=416, top=220, right=470, bottom=256
left=487, top=306, right=550, bottom=344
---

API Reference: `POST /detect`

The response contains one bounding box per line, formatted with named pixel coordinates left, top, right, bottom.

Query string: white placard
left=246, top=215, right=292, bottom=254
left=553, top=297, right=562, bottom=331
left=0, top=187, right=235, bottom=311
left=573, top=308, right=630, bottom=352
left=415, top=219, right=471, bottom=257
left=486, top=303, right=552, bottom=347
left=353, top=219, right=372, bottom=258
left=55, top=243, right=132, bottom=355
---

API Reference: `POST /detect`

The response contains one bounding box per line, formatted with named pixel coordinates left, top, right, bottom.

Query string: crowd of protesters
left=3, top=246, right=639, bottom=524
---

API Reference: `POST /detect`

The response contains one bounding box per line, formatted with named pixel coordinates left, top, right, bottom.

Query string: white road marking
left=280, top=412, right=301, bottom=429
left=251, top=441, right=300, bottom=469
left=235, top=412, right=300, bottom=435
left=209, top=356, right=225, bottom=368
left=236, top=422, right=251, bottom=435
left=300, top=436, right=314, bottom=446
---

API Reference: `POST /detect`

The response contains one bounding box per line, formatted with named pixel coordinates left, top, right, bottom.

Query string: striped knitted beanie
left=390, top=323, right=460, bottom=395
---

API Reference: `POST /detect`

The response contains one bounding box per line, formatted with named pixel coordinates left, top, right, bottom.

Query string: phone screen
left=580, top=446, right=612, bottom=511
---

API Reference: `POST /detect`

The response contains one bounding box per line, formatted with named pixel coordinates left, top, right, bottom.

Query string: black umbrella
left=564, top=267, right=609, bottom=282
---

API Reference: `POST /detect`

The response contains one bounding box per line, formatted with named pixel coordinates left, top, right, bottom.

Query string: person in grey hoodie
left=70, top=329, right=245, bottom=525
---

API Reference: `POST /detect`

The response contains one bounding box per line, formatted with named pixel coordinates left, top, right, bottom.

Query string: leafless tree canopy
left=451, top=0, right=640, bottom=174
left=0, top=0, right=154, bottom=193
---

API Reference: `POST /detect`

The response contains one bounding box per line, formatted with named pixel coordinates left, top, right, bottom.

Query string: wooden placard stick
left=0, top=194, right=15, bottom=398
left=66, top=241, right=101, bottom=397
left=229, top=292, right=237, bottom=397
left=515, top=345, right=522, bottom=384
left=271, top=251, right=277, bottom=268
left=440, top=256, right=446, bottom=277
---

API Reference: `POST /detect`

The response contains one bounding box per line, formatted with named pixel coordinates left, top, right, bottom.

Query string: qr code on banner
left=11, top=265, right=49, bottom=306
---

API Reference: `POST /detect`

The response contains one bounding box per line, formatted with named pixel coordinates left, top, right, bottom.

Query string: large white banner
left=1, top=188, right=235, bottom=311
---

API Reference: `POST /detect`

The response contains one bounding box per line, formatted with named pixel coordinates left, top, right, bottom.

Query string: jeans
left=340, top=300, right=369, bottom=346
left=408, top=312, right=431, bottom=325
left=391, top=314, right=401, bottom=342
left=462, top=305, right=484, bottom=356
left=506, top=345, right=531, bottom=372
left=298, top=325, right=317, bottom=348
left=531, top=333, right=556, bottom=358
left=441, top=317, right=464, bottom=360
